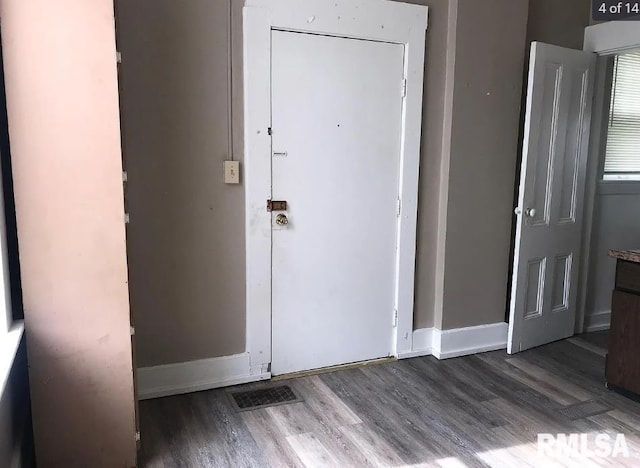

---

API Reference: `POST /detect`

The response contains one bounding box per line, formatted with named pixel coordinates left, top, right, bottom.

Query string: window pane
left=605, top=51, right=640, bottom=175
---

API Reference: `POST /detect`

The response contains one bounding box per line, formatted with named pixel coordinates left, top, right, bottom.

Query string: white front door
left=270, top=30, right=404, bottom=375
left=508, top=42, right=596, bottom=354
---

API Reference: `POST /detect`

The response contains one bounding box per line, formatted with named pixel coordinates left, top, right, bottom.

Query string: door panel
left=270, top=31, right=404, bottom=375
left=508, top=42, right=596, bottom=353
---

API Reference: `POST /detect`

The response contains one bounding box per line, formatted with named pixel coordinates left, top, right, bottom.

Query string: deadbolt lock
left=275, top=213, right=289, bottom=226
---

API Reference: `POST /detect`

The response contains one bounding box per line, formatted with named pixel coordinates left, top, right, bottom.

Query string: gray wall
left=586, top=192, right=640, bottom=330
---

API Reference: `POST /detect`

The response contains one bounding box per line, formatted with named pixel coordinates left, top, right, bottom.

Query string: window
left=604, top=50, right=640, bottom=180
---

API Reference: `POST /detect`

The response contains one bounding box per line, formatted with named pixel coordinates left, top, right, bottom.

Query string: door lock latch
left=267, top=200, right=287, bottom=212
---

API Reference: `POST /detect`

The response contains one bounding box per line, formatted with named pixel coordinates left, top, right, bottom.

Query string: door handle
left=514, top=207, right=536, bottom=218
left=275, top=213, right=289, bottom=226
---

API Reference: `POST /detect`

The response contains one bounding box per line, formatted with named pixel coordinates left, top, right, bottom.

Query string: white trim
left=583, top=310, right=611, bottom=333
left=0, top=320, right=24, bottom=396
left=584, top=21, right=640, bottom=55
left=603, top=174, right=640, bottom=182
left=137, top=353, right=271, bottom=400
left=243, top=4, right=273, bottom=379
left=243, top=0, right=427, bottom=369
left=433, top=322, right=508, bottom=359
left=576, top=56, right=614, bottom=334
left=597, top=180, right=640, bottom=195
left=397, top=322, right=508, bottom=361
left=397, top=328, right=433, bottom=359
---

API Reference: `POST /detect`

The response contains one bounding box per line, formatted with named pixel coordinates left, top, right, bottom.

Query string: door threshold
left=271, top=356, right=397, bottom=381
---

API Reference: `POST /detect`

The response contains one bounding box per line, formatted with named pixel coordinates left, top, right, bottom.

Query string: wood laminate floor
left=138, top=331, right=640, bottom=467
left=574, top=330, right=609, bottom=350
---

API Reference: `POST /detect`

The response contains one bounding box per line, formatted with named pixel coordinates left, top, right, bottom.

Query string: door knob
left=275, top=213, right=289, bottom=226
left=525, top=208, right=536, bottom=218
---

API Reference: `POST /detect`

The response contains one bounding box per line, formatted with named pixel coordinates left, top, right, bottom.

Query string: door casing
left=243, top=0, right=427, bottom=377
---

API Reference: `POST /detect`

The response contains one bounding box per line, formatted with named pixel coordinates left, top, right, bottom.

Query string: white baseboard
left=583, top=310, right=611, bottom=332
left=433, top=322, right=508, bottom=359
left=140, top=323, right=509, bottom=398
left=137, top=352, right=271, bottom=400
left=398, top=322, right=508, bottom=360
left=397, top=328, right=433, bottom=359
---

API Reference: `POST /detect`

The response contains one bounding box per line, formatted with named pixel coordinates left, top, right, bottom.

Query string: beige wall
left=436, top=0, right=592, bottom=330
left=118, top=0, right=592, bottom=368
left=117, top=0, right=246, bottom=367
left=0, top=0, right=137, bottom=466
left=118, top=0, right=452, bottom=362
left=439, top=0, right=529, bottom=329
left=527, top=0, right=591, bottom=49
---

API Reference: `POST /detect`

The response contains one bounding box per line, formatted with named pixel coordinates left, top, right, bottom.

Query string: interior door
left=270, top=30, right=404, bottom=375
left=508, top=42, right=596, bottom=354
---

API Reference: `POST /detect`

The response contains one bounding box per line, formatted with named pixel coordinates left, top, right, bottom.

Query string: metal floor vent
left=558, top=400, right=613, bottom=420
left=229, top=385, right=302, bottom=412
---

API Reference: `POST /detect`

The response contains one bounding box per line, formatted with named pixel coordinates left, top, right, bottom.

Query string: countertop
left=609, top=249, right=640, bottom=263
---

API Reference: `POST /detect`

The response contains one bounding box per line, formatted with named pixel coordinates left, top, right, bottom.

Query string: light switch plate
left=224, top=160, right=240, bottom=184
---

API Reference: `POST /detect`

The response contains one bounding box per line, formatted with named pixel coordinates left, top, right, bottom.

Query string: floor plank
left=285, top=432, right=342, bottom=467
left=138, top=330, right=640, bottom=467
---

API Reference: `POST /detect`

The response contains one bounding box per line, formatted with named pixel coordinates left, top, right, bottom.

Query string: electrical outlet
left=224, top=160, right=240, bottom=184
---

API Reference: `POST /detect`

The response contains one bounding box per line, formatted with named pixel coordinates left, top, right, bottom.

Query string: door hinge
left=116, top=51, right=122, bottom=64
left=130, top=326, right=135, bottom=336
left=402, top=78, right=407, bottom=98
left=122, top=171, right=128, bottom=183
left=125, top=212, right=130, bottom=224
left=135, top=431, right=141, bottom=442
left=393, top=309, right=398, bottom=327
left=396, top=198, right=402, bottom=217
left=267, top=127, right=272, bottom=136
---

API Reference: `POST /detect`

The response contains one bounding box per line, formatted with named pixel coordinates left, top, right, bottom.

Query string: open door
left=508, top=42, right=596, bottom=354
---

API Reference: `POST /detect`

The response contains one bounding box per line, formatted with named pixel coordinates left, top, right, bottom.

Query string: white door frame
left=243, top=0, right=427, bottom=376
left=575, top=22, right=640, bottom=334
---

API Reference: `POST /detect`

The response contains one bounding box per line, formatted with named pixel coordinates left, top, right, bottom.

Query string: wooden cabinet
left=606, top=259, right=640, bottom=396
